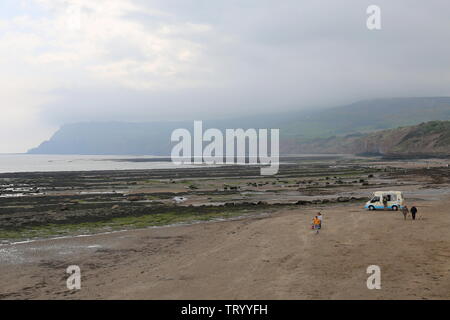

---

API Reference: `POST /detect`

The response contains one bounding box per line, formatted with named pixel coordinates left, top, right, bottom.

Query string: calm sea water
left=0, top=154, right=186, bottom=174
left=0, top=154, right=346, bottom=174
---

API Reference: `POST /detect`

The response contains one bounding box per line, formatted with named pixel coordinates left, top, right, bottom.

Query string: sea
left=0, top=154, right=185, bottom=174
left=0, top=153, right=346, bottom=174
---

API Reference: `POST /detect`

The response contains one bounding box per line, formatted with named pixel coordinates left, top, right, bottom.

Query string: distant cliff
left=28, top=97, right=450, bottom=156
left=28, top=122, right=184, bottom=155
left=282, top=121, right=450, bottom=156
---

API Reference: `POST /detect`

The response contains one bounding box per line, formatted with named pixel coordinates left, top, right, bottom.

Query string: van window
left=385, top=195, right=391, bottom=201
left=371, top=196, right=380, bottom=203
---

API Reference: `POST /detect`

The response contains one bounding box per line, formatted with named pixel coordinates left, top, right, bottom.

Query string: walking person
left=312, top=216, right=321, bottom=234
left=317, top=212, right=323, bottom=229
left=410, top=206, right=418, bottom=220
left=401, top=205, right=409, bottom=220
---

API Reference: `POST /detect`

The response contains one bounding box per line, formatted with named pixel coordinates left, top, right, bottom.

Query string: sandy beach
left=1, top=194, right=449, bottom=299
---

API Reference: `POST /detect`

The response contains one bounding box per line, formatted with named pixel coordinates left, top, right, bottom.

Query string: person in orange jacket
left=317, top=212, right=323, bottom=229
left=312, top=216, right=321, bottom=234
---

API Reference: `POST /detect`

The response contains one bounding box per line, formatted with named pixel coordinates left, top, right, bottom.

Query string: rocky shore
left=1, top=155, right=450, bottom=242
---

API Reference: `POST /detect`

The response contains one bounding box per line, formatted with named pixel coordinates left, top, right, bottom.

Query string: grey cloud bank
left=1, top=0, right=450, bottom=152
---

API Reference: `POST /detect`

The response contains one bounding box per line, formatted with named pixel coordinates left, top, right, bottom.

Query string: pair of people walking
left=401, top=205, right=418, bottom=220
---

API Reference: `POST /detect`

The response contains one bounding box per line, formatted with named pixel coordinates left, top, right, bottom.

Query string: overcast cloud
left=1, top=0, right=450, bottom=152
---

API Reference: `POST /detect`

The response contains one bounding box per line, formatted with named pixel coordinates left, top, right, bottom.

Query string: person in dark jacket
left=410, top=206, right=418, bottom=220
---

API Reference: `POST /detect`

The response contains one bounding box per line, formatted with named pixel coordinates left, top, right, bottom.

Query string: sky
left=1, top=0, right=450, bottom=153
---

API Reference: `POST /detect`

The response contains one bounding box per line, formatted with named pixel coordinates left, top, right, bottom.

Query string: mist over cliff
left=28, top=97, right=450, bottom=156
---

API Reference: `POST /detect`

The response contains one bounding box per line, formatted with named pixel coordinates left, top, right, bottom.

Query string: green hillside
left=283, top=120, right=450, bottom=156
left=281, top=97, right=450, bottom=141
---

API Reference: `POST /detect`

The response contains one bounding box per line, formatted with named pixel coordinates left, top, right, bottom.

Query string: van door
left=370, top=196, right=382, bottom=208
left=385, top=194, right=392, bottom=208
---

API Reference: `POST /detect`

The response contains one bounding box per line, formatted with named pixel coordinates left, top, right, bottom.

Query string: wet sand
left=1, top=194, right=449, bottom=299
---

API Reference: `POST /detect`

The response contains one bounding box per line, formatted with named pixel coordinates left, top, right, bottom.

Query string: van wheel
left=368, top=205, right=375, bottom=211
left=392, top=205, right=398, bottom=211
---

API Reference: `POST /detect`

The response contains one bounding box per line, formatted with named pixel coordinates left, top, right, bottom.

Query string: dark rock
left=127, top=195, right=144, bottom=201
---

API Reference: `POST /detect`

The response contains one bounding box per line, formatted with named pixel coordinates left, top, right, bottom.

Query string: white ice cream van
left=364, top=191, right=404, bottom=211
